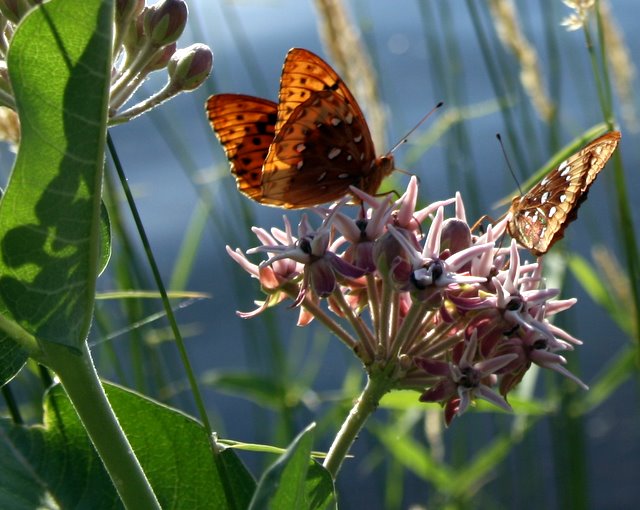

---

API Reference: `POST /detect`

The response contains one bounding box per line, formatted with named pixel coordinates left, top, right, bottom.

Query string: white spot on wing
left=296, top=143, right=306, bottom=152
left=548, top=206, right=557, bottom=217
left=354, top=134, right=363, bottom=143
left=540, top=191, right=549, bottom=204
left=317, top=171, right=327, bottom=182
left=328, top=148, right=341, bottom=160
left=338, top=173, right=349, bottom=179
left=331, top=117, right=341, bottom=126
left=345, top=112, right=354, bottom=124
left=559, top=194, right=566, bottom=203
left=297, top=160, right=304, bottom=170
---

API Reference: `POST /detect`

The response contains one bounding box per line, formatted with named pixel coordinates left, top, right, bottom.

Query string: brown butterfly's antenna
left=471, top=133, right=521, bottom=253
left=496, top=133, right=523, bottom=195
left=387, top=101, right=444, bottom=155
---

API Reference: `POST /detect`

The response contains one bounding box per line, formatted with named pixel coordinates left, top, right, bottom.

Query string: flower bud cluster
left=110, top=0, right=212, bottom=122
left=228, top=178, right=586, bottom=425
left=0, top=0, right=213, bottom=134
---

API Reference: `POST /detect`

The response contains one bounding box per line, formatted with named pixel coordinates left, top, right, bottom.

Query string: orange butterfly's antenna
left=387, top=101, right=444, bottom=155
left=496, top=133, right=523, bottom=196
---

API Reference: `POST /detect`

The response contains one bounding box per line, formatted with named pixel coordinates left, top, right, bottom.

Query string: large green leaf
left=0, top=338, right=27, bottom=387
left=0, top=382, right=256, bottom=509
left=249, top=423, right=336, bottom=510
left=0, top=0, right=111, bottom=352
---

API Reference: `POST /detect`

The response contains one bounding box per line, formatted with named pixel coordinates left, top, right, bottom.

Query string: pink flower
left=416, top=331, right=516, bottom=425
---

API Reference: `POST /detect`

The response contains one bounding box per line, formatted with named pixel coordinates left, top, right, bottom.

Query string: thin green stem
left=110, top=41, right=157, bottom=108
left=465, top=0, right=527, bottom=174
left=388, top=300, right=429, bottom=357
left=587, top=3, right=640, bottom=353
left=1, top=383, right=22, bottom=424
left=366, top=273, right=380, bottom=337
left=378, top=276, right=394, bottom=351
left=331, top=288, right=376, bottom=358
left=412, top=327, right=464, bottom=359
left=389, top=290, right=400, bottom=345
left=400, top=310, right=435, bottom=355
left=281, top=285, right=358, bottom=351
left=322, top=372, right=394, bottom=479
left=594, top=0, right=615, bottom=122
left=582, top=19, right=608, bottom=122
left=41, top=341, right=160, bottom=510
left=107, top=133, right=215, bottom=446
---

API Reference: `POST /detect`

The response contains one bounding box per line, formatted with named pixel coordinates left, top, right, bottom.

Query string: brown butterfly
left=205, top=48, right=394, bottom=209
left=507, top=131, right=621, bottom=256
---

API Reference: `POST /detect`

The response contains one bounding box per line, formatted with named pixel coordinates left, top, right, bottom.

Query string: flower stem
left=40, top=341, right=160, bottom=509
left=378, top=276, right=394, bottom=350
left=389, top=300, right=429, bottom=357
left=323, top=372, right=393, bottom=479
left=331, top=288, right=376, bottom=360
left=289, top=287, right=358, bottom=350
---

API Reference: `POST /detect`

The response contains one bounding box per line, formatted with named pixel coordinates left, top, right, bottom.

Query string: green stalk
left=322, top=372, right=393, bottom=479
left=41, top=341, right=160, bottom=510
left=107, top=133, right=216, bottom=446
left=587, top=2, right=640, bottom=352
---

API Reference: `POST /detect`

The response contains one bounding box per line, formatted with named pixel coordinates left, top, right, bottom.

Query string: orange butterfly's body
left=507, top=131, right=621, bottom=256
left=206, top=48, right=395, bottom=209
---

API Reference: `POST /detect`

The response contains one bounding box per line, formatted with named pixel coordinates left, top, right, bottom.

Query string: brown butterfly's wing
left=508, top=131, right=621, bottom=255
left=275, top=48, right=371, bottom=135
left=261, top=89, right=393, bottom=208
left=205, top=94, right=279, bottom=204
left=257, top=48, right=392, bottom=208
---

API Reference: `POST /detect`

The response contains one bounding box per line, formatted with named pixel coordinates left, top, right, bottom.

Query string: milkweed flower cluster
left=227, top=177, right=587, bottom=425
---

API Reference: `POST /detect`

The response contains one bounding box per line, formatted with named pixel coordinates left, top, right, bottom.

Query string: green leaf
left=0, top=0, right=111, bottom=349
left=0, top=382, right=256, bottom=509
left=201, top=369, right=291, bottom=408
left=249, top=423, right=335, bottom=510
left=568, top=253, right=632, bottom=334
left=372, top=421, right=455, bottom=489
left=572, top=346, right=636, bottom=414
left=99, top=201, right=112, bottom=277
left=305, top=461, right=336, bottom=510
left=0, top=338, right=27, bottom=387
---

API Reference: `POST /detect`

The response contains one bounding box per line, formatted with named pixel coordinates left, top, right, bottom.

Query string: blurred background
left=4, top=0, right=640, bottom=508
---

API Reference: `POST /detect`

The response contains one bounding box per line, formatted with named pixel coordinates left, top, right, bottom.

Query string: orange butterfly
left=507, top=131, right=620, bottom=255
left=205, top=48, right=394, bottom=209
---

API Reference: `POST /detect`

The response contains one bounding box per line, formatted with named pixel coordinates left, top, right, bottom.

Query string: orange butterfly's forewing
left=507, top=131, right=620, bottom=256
left=205, top=48, right=395, bottom=209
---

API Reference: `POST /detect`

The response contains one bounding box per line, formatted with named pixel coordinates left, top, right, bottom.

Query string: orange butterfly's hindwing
left=507, top=131, right=621, bottom=256
left=205, top=48, right=394, bottom=209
